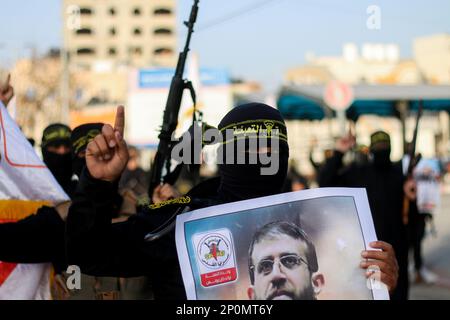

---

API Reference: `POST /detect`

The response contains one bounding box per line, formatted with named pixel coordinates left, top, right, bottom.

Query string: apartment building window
left=108, top=48, right=117, bottom=56
left=154, top=48, right=173, bottom=55
left=154, top=8, right=172, bottom=15
left=77, top=48, right=95, bottom=55
left=133, top=28, right=142, bottom=36
left=129, top=47, right=143, bottom=56
left=154, top=28, right=172, bottom=35
left=109, top=27, right=117, bottom=36
left=76, top=28, right=93, bottom=35
left=80, top=7, right=93, bottom=15
left=109, top=8, right=116, bottom=16
left=133, top=8, right=142, bottom=16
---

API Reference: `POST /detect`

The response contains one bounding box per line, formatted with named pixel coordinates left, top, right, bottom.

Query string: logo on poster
left=192, top=229, right=238, bottom=287
left=198, top=233, right=231, bottom=269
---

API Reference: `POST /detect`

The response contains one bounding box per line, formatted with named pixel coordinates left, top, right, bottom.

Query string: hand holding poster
left=176, top=188, right=389, bottom=300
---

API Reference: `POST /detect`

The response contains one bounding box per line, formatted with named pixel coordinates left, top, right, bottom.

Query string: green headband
left=72, top=129, right=101, bottom=155
left=370, top=132, right=390, bottom=147
left=219, top=119, right=288, bottom=145
left=42, top=128, right=71, bottom=147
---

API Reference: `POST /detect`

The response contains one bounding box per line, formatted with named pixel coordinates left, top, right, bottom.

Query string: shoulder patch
left=148, top=196, right=191, bottom=210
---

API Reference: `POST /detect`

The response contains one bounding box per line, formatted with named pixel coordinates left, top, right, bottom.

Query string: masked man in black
left=66, top=103, right=399, bottom=300
left=318, top=130, right=410, bottom=300
left=41, top=124, right=75, bottom=197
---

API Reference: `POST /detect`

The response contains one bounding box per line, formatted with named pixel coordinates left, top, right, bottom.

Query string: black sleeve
left=66, top=169, right=155, bottom=277
left=0, top=206, right=66, bottom=272
left=318, top=150, right=344, bottom=187
left=317, top=151, right=358, bottom=187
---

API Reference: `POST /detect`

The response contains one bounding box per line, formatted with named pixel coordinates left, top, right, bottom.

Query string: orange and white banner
left=0, top=101, right=69, bottom=300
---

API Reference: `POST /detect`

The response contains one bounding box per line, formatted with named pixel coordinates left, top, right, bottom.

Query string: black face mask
left=71, top=156, right=86, bottom=178
left=216, top=103, right=289, bottom=202
left=42, top=149, right=73, bottom=186
left=217, top=154, right=288, bottom=202
left=371, top=148, right=391, bottom=168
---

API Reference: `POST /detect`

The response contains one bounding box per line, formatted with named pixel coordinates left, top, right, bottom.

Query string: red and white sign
left=323, top=81, right=354, bottom=111
left=192, top=228, right=238, bottom=288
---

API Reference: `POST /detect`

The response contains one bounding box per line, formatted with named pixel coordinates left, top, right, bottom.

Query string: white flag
left=0, top=101, right=69, bottom=300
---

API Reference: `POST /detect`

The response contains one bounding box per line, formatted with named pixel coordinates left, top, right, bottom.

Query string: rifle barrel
left=149, top=0, right=200, bottom=195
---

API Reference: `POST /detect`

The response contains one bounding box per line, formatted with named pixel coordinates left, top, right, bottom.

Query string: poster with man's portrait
left=175, top=188, right=390, bottom=300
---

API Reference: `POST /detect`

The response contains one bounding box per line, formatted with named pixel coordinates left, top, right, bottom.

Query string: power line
left=196, top=0, right=446, bottom=34
left=197, top=0, right=286, bottom=32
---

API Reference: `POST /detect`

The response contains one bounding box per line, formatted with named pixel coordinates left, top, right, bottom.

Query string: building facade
left=414, top=33, right=450, bottom=85
left=286, top=43, right=422, bottom=86
left=62, top=0, right=177, bottom=70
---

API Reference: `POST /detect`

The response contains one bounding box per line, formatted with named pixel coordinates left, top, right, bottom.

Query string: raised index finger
left=114, top=105, right=125, bottom=135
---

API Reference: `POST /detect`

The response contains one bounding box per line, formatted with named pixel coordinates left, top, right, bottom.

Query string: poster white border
left=175, top=187, right=389, bottom=300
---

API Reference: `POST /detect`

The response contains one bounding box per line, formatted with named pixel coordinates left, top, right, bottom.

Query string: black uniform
left=318, top=150, right=409, bottom=300
left=66, top=170, right=222, bottom=299
left=41, top=123, right=76, bottom=197
left=66, top=103, right=290, bottom=300
left=0, top=206, right=67, bottom=274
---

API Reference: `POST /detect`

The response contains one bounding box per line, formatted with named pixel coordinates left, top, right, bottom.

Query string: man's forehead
left=252, top=234, right=308, bottom=260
